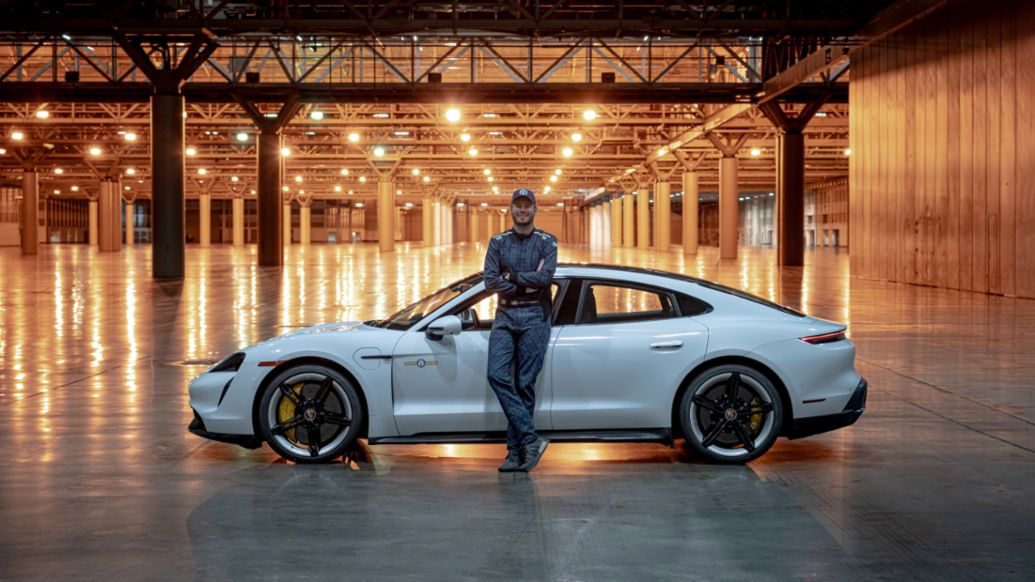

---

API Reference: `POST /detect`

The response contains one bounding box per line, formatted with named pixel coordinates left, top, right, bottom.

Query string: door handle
left=650, top=341, right=684, bottom=350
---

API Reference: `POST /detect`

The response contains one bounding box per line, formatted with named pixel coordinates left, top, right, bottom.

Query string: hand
left=501, top=271, right=511, bottom=282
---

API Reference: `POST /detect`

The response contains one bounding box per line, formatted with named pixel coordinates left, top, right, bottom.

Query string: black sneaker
left=498, top=448, right=521, bottom=472
left=517, top=438, right=549, bottom=472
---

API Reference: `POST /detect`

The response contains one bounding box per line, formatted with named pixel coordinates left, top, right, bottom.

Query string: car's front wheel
left=679, top=364, right=783, bottom=464
left=258, top=364, right=365, bottom=463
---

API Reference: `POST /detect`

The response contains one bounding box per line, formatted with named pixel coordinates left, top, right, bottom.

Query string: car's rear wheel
left=258, top=364, right=364, bottom=463
left=680, top=364, right=783, bottom=464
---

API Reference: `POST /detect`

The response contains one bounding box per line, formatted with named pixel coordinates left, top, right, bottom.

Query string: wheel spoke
left=322, top=412, right=352, bottom=427
left=724, top=372, right=741, bottom=403
left=314, top=377, right=333, bottom=405
left=278, top=383, right=301, bottom=405
left=733, top=422, right=756, bottom=452
left=306, top=426, right=321, bottom=457
left=701, top=418, right=729, bottom=448
left=272, top=415, right=304, bottom=435
left=691, top=394, right=725, bottom=413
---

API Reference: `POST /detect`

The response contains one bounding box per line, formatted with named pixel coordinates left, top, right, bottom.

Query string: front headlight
left=209, top=352, right=245, bottom=373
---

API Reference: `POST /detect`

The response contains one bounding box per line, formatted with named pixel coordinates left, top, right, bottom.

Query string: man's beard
left=513, top=213, right=534, bottom=226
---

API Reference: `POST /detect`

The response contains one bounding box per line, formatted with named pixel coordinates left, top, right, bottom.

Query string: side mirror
left=425, top=315, right=462, bottom=340
left=458, top=308, right=479, bottom=330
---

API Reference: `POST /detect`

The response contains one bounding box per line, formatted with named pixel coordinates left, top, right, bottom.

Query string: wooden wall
left=850, top=0, right=1035, bottom=297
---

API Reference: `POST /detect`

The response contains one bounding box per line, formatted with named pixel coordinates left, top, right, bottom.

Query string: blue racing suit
left=483, top=228, right=558, bottom=450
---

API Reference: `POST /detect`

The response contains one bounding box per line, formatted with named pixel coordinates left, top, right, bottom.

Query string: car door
left=549, top=279, right=709, bottom=430
left=391, top=283, right=564, bottom=436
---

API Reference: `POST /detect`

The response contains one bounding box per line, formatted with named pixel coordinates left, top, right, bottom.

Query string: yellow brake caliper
left=748, top=396, right=764, bottom=434
left=277, top=382, right=305, bottom=441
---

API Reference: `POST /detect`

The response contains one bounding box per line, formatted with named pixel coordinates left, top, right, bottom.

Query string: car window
left=450, top=282, right=562, bottom=330
left=578, top=282, right=676, bottom=325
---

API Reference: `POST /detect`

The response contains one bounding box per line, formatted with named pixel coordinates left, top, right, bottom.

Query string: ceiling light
left=250, top=189, right=256, bottom=195
left=341, top=168, right=350, bottom=176
left=482, top=112, right=497, bottom=118
left=393, top=131, right=411, bottom=137
left=347, top=132, right=361, bottom=143
left=373, top=146, right=385, bottom=157
left=445, top=107, right=462, bottom=123
left=372, top=112, right=390, bottom=119
left=88, top=146, right=102, bottom=156
left=282, top=186, right=290, bottom=192
left=460, top=132, right=471, bottom=143
left=468, top=147, right=479, bottom=157
left=582, top=109, right=597, bottom=121
left=236, top=132, right=248, bottom=142
left=53, top=189, right=60, bottom=195
left=561, top=147, right=574, bottom=157
left=843, top=147, right=852, bottom=156
left=549, top=175, right=558, bottom=183
left=750, top=148, right=761, bottom=157
left=422, top=175, right=431, bottom=183
left=348, top=190, right=353, bottom=194
left=281, top=147, right=291, bottom=156
left=11, top=131, right=25, bottom=141
left=198, top=168, right=207, bottom=175
left=35, top=110, right=49, bottom=119
left=54, top=167, right=63, bottom=174
left=185, top=146, right=197, bottom=156
left=544, top=186, right=552, bottom=193
left=231, top=175, right=239, bottom=182
left=487, top=176, right=494, bottom=183
left=359, top=176, right=367, bottom=183
left=483, top=168, right=492, bottom=176
left=71, top=185, right=79, bottom=192
left=556, top=202, right=564, bottom=207
left=405, top=202, right=414, bottom=208
left=123, top=132, right=137, bottom=142
left=397, top=189, right=403, bottom=195
left=294, top=175, right=303, bottom=183
left=554, top=169, right=562, bottom=175
left=355, top=202, right=365, bottom=208
left=480, top=202, right=488, bottom=207
left=334, top=185, right=342, bottom=192
left=124, top=186, right=131, bottom=190
left=571, top=132, right=583, bottom=142
left=492, top=186, right=499, bottom=193
left=310, top=110, right=324, bottom=120
left=0, top=148, right=5, bottom=154
left=125, top=168, right=136, bottom=175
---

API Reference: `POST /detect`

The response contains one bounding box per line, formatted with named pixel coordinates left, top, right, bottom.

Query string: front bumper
left=786, top=378, right=867, bottom=439
left=188, top=411, right=263, bottom=449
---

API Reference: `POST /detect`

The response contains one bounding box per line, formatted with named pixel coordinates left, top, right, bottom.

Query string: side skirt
left=369, top=428, right=673, bottom=446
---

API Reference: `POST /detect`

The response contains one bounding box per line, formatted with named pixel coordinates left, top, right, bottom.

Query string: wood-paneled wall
left=850, top=0, right=1035, bottom=298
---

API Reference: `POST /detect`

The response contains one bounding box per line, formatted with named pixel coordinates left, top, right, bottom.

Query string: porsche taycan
left=188, top=264, right=866, bottom=464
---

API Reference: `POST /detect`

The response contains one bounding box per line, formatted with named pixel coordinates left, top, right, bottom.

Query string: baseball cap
left=512, top=188, right=536, bottom=204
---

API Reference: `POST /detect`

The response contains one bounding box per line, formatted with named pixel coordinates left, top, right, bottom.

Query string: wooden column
left=682, top=172, right=699, bottom=256
left=377, top=179, right=394, bottom=252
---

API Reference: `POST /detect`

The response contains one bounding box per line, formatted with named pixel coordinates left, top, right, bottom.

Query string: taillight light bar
left=800, top=330, right=847, bottom=344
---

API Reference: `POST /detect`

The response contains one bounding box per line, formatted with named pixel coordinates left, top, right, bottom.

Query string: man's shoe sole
left=518, top=440, right=549, bottom=472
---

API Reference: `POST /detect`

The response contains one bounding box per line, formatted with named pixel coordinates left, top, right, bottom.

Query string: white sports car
left=188, top=264, right=866, bottom=464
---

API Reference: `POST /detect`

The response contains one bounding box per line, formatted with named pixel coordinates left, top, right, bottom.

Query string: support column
left=98, top=178, right=121, bottom=252
left=499, top=211, right=506, bottom=234
left=719, top=156, right=739, bottom=260
left=258, top=129, right=284, bottom=264
left=151, top=92, right=185, bottom=276
left=432, top=198, right=442, bottom=245
left=776, top=131, right=806, bottom=266
left=610, top=196, right=622, bottom=246
left=682, top=172, right=699, bottom=256
left=88, top=197, right=98, bottom=246
left=422, top=197, right=433, bottom=246
left=300, top=200, right=312, bottom=245
left=655, top=180, right=671, bottom=252
left=124, top=198, right=134, bottom=246
left=636, top=189, right=650, bottom=249
left=19, top=170, right=38, bottom=255
left=622, top=194, right=634, bottom=247
left=232, top=196, right=244, bottom=246
left=198, top=191, right=211, bottom=247
left=469, top=208, right=479, bottom=243
left=282, top=200, right=292, bottom=246
left=377, top=180, right=394, bottom=252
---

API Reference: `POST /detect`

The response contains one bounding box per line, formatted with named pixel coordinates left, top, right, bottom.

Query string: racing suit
left=483, top=227, right=558, bottom=450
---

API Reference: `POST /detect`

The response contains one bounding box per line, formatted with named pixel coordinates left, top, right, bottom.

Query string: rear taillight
left=800, top=330, right=847, bottom=344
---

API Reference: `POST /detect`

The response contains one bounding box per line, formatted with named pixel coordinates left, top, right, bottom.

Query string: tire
left=679, top=364, right=783, bottom=464
left=258, top=364, right=365, bottom=464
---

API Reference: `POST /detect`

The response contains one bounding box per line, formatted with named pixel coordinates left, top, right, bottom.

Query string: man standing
left=484, top=188, right=558, bottom=472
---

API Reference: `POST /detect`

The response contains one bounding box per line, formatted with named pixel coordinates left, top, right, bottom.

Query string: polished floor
left=1, top=241, right=1032, bottom=581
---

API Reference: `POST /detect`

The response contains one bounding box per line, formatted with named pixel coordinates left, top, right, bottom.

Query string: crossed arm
left=483, top=237, right=558, bottom=295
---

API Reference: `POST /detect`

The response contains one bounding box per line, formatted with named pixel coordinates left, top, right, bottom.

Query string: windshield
left=370, top=273, right=483, bottom=330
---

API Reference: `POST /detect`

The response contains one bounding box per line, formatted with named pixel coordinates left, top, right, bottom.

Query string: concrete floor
left=1, top=242, right=1032, bottom=581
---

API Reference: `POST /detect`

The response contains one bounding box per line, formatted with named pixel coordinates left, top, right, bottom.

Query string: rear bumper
left=787, top=378, right=867, bottom=439
left=188, top=411, right=263, bottom=449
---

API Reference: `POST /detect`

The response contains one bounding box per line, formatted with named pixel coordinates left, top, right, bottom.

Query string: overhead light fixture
left=556, top=202, right=564, bottom=207
left=359, top=176, right=367, bottom=183
left=334, top=185, right=342, bottom=192
left=397, top=189, right=403, bottom=195
left=468, top=147, right=479, bottom=157
left=483, top=168, right=492, bottom=176
left=341, top=168, right=350, bottom=175
left=231, top=175, right=239, bottom=182
left=554, top=169, right=562, bottom=176
left=236, top=132, right=248, bottom=142
left=88, top=146, right=102, bottom=156
left=35, top=110, right=49, bottom=119
left=410, top=168, right=421, bottom=176
left=658, top=147, right=668, bottom=156
left=53, top=189, right=61, bottom=195
left=480, top=202, right=488, bottom=207
left=310, top=110, right=324, bottom=120
left=561, top=147, right=574, bottom=158
left=544, top=186, right=552, bottom=193
left=482, top=112, right=497, bottom=118
left=294, top=175, right=303, bottom=183
left=71, top=185, right=79, bottom=192
left=582, top=109, right=597, bottom=121
left=124, top=132, right=138, bottom=142
left=460, top=132, right=471, bottom=143
left=487, top=176, right=494, bottom=183
left=843, top=147, right=852, bottom=156
left=125, top=168, right=136, bottom=175
left=11, top=131, right=25, bottom=141
left=355, top=202, right=364, bottom=208
left=282, top=186, right=290, bottom=192
left=750, top=148, right=761, bottom=157
left=405, top=202, right=414, bottom=208
left=0, top=148, right=5, bottom=154
left=422, top=175, right=431, bottom=183
left=445, top=107, right=462, bottom=123
left=373, top=146, right=386, bottom=157
left=198, top=168, right=207, bottom=175
left=281, top=147, right=291, bottom=156
left=185, top=146, right=197, bottom=156
left=348, top=190, right=354, bottom=195
left=347, top=132, right=361, bottom=143
left=549, top=175, right=558, bottom=183
left=372, top=112, right=390, bottom=119
left=487, top=131, right=503, bottom=137
left=250, top=189, right=257, bottom=195
left=571, top=132, right=583, bottom=142
left=54, top=167, right=64, bottom=174
left=492, top=186, right=499, bottom=193
left=124, top=185, right=131, bottom=191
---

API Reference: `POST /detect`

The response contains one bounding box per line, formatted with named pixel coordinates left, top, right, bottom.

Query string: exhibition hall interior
left=0, top=1, right=1032, bottom=579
